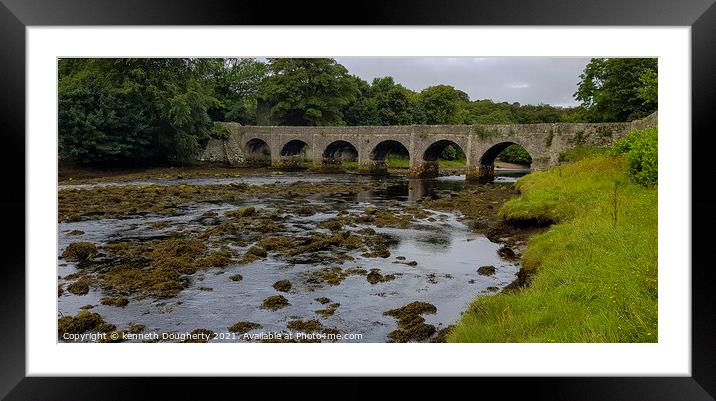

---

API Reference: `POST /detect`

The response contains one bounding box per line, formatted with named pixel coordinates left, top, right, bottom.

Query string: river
left=58, top=169, right=527, bottom=342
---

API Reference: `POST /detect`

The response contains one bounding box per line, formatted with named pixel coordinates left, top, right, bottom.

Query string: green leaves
left=418, top=85, right=467, bottom=124
left=259, top=58, right=357, bottom=126
left=59, top=58, right=221, bottom=164
left=611, top=127, right=658, bottom=187
left=574, top=58, right=658, bottom=122
left=497, top=144, right=532, bottom=164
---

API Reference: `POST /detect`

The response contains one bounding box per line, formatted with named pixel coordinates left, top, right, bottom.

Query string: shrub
left=611, top=127, right=657, bottom=186
left=439, top=144, right=466, bottom=161
left=497, top=144, right=532, bottom=164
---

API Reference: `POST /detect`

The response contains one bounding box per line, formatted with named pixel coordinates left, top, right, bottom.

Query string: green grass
left=448, top=155, right=657, bottom=342
left=438, top=158, right=467, bottom=168
left=386, top=154, right=411, bottom=168
left=337, top=161, right=359, bottom=170
left=558, top=146, right=610, bottom=163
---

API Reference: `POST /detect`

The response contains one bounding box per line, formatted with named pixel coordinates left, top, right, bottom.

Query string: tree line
left=58, top=57, right=657, bottom=164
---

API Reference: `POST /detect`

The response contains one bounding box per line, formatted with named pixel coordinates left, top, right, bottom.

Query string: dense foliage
left=611, top=127, right=658, bottom=186
left=497, top=144, right=532, bottom=164
left=204, top=58, right=269, bottom=125
left=575, top=58, right=658, bottom=122
left=258, top=58, right=357, bottom=126
left=59, top=57, right=657, bottom=165
left=59, top=59, right=226, bottom=164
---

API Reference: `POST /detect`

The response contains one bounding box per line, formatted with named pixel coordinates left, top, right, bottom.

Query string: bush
left=611, top=127, right=657, bottom=186
left=439, top=144, right=465, bottom=161
left=497, top=144, right=532, bottom=164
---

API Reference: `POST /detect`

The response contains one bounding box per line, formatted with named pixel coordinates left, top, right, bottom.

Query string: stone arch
left=477, top=141, right=533, bottom=181
left=364, top=140, right=410, bottom=175
left=322, top=140, right=359, bottom=164
left=415, top=139, right=468, bottom=178
left=369, top=139, right=410, bottom=161
left=480, top=141, right=533, bottom=166
left=280, top=139, right=310, bottom=158
left=244, top=138, right=271, bottom=166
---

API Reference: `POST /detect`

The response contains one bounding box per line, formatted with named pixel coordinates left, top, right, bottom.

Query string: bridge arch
left=367, top=140, right=410, bottom=175
left=280, top=139, right=310, bottom=157
left=370, top=140, right=410, bottom=161
left=322, top=140, right=359, bottom=165
left=277, top=139, right=311, bottom=169
left=244, top=138, right=272, bottom=166
left=418, top=139, right=467, bottom=178
left=478, top=141, right=533, bottom=181
left=480, top=141, right=532, bottom=166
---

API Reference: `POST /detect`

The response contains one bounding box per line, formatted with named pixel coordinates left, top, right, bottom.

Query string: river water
left=58, top=170, right=527, bottom=342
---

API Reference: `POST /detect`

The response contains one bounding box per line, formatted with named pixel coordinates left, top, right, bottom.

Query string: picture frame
left=2, top=0, right=714, bottom=398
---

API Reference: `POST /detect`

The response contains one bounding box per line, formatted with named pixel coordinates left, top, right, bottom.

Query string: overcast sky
left=334, top=57, right=591, bottom=107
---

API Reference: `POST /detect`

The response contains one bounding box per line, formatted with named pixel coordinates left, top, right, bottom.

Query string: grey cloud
left=335, top=57, right=591, bottom=107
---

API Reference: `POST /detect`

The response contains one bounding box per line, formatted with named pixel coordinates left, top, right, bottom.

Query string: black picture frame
left=1, top=0, right=714, bottom=399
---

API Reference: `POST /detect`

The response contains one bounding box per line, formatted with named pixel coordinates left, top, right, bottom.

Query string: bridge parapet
left=200, top=112, right=656, bottom=180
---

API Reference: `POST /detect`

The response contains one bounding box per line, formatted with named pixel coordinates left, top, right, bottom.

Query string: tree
left=370, top=77, right=423, bottom=125
left=204, top=58, right=269, bottom=124
left=259, top=58, right=357, bottom=126
left=59, top=70, right=151, bottom=163
left=419, top=85, right=468, bottom=124
left=574, top=58, right=658, bottom=122
left=59, top=58, right=224, bottom=164
left=341, top=75, right=378, bottom=125
left=637, top=69, right=658, bottom=106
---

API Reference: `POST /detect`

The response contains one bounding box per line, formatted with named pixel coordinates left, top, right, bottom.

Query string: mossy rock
left=497, top=246, right=517, bottom=259
left=295, top=206, right=316, bottom=216
left=196, top=248, right=233, bottom=268
left=261, top=295, right=289, bottom=311
left=61, top=242, right=97, bottom=262
left=366, top=270, right=395, bottom=284
left=315, top=297, right=331, bottom=305
left=287, top=319, right=324, bottom=332
left=477, top=265, right=496, bottom=276
left=384, top=301, right=437, bottom=320
left=226, top=206, right=256, bottom=218
left=272, top=279, right=292, bottom=292
left=100, top=295, right=129, bottom=307
left=228, top=321, right=262, bottom=334
left=246, top=245, right=267, bottom=258
left=384, top=301, right=438, bottom=343
left=67, top=278, right=91, bottom=295
left=57, top=310, right=106, bottom=336
left=315, top=303, right=340, bottom=317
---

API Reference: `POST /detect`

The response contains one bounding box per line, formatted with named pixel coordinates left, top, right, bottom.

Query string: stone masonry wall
left=198, top=112, right=658, bottom=178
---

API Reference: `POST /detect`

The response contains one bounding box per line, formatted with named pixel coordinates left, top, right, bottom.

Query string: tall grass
left=448, top=156, right=657, bottom=342
left=558, top=146, right=610, bottom=163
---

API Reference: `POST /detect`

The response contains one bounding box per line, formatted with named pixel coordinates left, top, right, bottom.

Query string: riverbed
left=57, top=170, right=527, bottom=343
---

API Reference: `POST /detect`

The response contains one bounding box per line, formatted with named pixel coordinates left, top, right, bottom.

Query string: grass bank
left=448, top=155, right=657, bottom=342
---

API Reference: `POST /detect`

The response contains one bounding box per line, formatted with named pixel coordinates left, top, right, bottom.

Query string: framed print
left=2, top=0, right=715, bottom=398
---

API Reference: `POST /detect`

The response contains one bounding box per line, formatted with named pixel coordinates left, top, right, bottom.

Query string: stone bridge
left=200, top=112, right=657, bottom=180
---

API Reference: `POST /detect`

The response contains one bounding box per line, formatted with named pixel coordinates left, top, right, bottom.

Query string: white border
left=27, top=27, right=691, bottom=376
